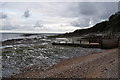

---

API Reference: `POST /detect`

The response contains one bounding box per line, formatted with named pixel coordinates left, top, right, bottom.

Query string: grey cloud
left=70, top=2, right=118, bottom=27
left=2, top=25, right=17, bottom=30
left=71, top=17, right=90, bottom=27
left=52, top=2, right=118, bottom=28
left=23, top=10, right=30, bottom=18
left=0, top=13, right=7, bottom=19
left=118, top=1, right=120, bottom=11
left=34, top=21, right=44, bottom=27
left=1, top=2, right=118, bottom=32
left=2, top=26, right=14, bottom=30
left=97, top=2, right=118, bottom=19
left=78, top=3, right=97, bottom=16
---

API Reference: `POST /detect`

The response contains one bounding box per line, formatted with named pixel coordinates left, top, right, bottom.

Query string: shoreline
left=12, top=48, right=119, bottom=78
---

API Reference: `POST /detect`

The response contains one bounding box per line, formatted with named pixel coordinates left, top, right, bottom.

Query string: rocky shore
left=12, top=48, right=119, bottom=78
left=2, top=37, right=104, bottom=78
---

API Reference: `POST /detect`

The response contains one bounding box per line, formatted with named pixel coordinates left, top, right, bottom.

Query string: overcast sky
left=0, top=2, right=118, bottom=33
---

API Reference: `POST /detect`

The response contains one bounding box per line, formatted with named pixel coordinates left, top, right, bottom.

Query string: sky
left=0, top=2, right=118, bottom=33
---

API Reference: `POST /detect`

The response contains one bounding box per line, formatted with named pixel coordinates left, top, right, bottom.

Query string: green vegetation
left=46, top=53, right=52, bottom=57
left=33, top=45, right=46, bottom=49
left=3, top=51, right=12, bottom=54
left=2, top=45, right=47, bottom=57
left=15, top=49, right=23, bottom=53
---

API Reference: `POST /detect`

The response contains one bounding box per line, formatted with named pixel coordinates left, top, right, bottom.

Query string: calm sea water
left=0, top=33, right=59, bottom=41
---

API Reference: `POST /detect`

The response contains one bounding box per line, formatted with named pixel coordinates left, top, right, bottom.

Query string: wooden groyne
left=52, top=38, right=120, bottom=49
left=52, top=39, right=100, bottom=48
left=100, top=39, right=119, bottom=49
left=52, top=42, right=100, bottom=48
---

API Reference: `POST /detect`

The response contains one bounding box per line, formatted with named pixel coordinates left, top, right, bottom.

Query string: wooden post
left=118, top=37, right=120, bottom=48
left=65, top=41, right=67, bottom=43
left=80, top=40, right=81, bottom=44
left=72, top=41, right=74, bottom=44
left=98, top=38, right=100, bottom=44
left=100, top=38, right=103, bottom=48
left=89, top=39, right=91, bottom=44
left=98, top=38, right=101, bottom=44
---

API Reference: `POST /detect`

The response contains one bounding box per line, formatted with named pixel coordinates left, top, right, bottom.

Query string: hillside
left=54, top=12, right=120, bottom=37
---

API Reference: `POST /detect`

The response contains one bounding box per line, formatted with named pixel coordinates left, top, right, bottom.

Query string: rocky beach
left=12, top=48, right=119, bottom=78
left=1, top=34, right=105, bottom=78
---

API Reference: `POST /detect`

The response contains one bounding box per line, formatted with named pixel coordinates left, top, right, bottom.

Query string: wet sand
left=12, top=48, right=119, bottom=78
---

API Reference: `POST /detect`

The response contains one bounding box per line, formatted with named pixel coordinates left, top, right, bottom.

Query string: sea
left=0, top=33, right=58, bottom=42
